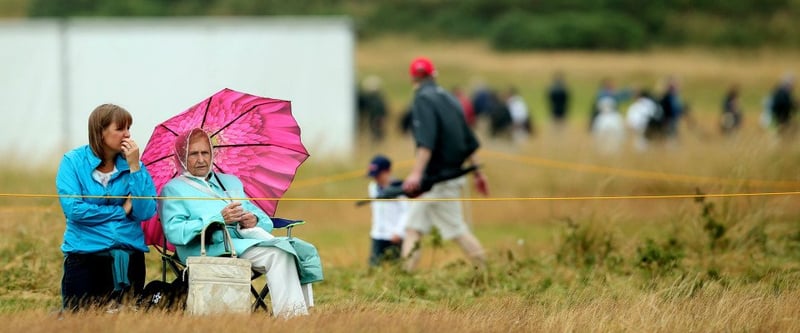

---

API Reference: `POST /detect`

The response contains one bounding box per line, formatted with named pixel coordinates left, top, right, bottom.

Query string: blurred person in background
left=358, top=75, right=389, bottom=142
left=589, top=78, right=632, bottom=131
left=401, top=56, right=489, bottom=273
left=769, top=73, right=796, bottom=136
left=56, top=104, right=157, bottom=312
left=452, top=85, right=476, bottom=128
left=626, top=89, right=659, bottom=152
left=548, top=71, right=570, bottom=128
left=487, top=89, right=513, bottom=138
left=470, top=79, right=493, bottom=120
left=720, top=84, right=743, bottom=136
left=659, top=76, right=685, bottom=140
left=592, top=97, right=626, bottom=155
left=506, top=86, right=533, bottom=143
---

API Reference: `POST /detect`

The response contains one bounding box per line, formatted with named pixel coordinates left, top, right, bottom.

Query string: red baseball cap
left=409, top=57, right=436, bottom=79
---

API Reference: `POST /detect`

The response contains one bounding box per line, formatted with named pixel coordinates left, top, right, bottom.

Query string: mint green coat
left=159, top=173, right=322, bottom=284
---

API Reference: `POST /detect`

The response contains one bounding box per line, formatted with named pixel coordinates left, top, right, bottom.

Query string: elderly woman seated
left=158, top=128, right=322, bottom=318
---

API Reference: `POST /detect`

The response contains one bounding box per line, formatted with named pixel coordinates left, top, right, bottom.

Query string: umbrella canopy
left=140, top=88, right=309, bottom=248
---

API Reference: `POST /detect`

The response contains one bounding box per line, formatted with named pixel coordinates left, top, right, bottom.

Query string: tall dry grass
left=2, top=38, right=800, bottom=331
left=4, top=287, right=800, bottom=332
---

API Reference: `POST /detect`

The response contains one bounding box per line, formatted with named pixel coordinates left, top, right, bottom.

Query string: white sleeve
left=368, top=181, right=379, bottom=199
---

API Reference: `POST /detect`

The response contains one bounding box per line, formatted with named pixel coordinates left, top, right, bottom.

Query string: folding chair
left=247, top=217, right=305, bottom=312
left=139, top=217, right=306, bottom=313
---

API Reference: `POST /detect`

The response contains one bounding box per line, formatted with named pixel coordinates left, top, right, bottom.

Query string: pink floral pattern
left=140, top=88, right=309, bottom=249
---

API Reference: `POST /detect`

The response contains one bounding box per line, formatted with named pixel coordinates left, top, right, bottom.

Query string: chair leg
left=251, top=284, right=270, bottom=312
left=161, top=256, right=167, bottom=282
left=260, top=285, right=270, bottom=312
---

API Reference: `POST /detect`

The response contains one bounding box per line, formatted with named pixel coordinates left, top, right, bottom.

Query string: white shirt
left=368, top=181, right=408, bottom=241
left=593, top=108, right=626, bottom=154
left=626, top=97, right=658, bottom=134
left=92, top=166, right=118, bottom=188
left=507, top=95, right=529, bottom=125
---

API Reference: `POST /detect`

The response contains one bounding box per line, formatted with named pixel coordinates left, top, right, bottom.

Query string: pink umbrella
left=140, top=88, right=309, bottom=249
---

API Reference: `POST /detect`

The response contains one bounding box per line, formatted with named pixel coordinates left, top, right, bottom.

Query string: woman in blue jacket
left=56, top=104, right=157, bottom=311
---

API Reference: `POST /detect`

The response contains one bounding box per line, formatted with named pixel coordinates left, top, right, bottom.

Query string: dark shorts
left=369, top=239, right=401, bottom=267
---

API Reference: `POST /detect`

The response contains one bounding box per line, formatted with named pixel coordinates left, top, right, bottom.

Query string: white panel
left=0, top=21, right=64, bottom=161
left=0, top=18, right=354, bottom=166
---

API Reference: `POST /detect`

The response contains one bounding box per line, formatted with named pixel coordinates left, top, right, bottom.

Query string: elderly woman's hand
left=240, top=213, right=258, bottom=229
left=221, top=202, right=245, bottom=225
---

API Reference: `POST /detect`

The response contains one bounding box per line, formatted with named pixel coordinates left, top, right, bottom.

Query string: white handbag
left=185, top=221, right=252, bottom=315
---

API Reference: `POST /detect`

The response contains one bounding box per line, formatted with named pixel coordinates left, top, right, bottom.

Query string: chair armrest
left=271, top=217, right=305, bottom=229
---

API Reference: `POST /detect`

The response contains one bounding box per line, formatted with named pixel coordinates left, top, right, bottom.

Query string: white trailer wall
left=0, top=18, right=354, bottom=166
left=0, top=21, right=64, bottom=163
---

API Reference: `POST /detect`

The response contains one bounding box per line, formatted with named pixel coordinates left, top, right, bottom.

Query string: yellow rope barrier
left=481, top=150, right=800, bottom=189
left=290, top=159, right=415, bottom=189
left=283, top=150, right=800, bottom=192
left=1, top=190, right=799, bottom=203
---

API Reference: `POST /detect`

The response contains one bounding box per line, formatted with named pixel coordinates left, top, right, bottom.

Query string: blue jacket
left=56, top=145, right=157, bottom=254
left=159, top=173, right=323, bottom=284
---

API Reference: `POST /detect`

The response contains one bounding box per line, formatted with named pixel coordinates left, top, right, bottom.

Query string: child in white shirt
left=366, top=155, right=408, bottom=267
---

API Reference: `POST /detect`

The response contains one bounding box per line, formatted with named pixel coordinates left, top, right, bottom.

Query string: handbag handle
left=199, top=221, right=238, bottom=258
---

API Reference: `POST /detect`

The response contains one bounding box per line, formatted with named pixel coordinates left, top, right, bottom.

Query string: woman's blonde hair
left=88, top=104, right=132, bottom=159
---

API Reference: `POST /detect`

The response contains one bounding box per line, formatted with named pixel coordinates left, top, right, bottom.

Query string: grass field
left=2, top=37, right=800, bottom=331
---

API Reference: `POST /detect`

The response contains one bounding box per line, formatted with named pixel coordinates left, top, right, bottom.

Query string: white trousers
left=240, top=246, right=313, bottom=318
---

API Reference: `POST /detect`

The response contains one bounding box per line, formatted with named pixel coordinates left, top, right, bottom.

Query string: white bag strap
left=178, top=175, right=232, bottom=203
left=199, top=221, right=238, bottom=258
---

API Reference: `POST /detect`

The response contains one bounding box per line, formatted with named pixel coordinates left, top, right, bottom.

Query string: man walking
left=401, top=56, right=489, bottom=272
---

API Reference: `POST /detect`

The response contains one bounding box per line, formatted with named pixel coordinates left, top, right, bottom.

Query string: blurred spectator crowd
left=357, top=72, right=797, bottom=152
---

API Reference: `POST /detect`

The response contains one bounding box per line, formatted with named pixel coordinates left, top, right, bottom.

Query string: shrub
left=556, top=218, right=617, bottom=269
left=711, top=24, right=767, bottom=48
left=489, top=11, right=647, bottom=51
left=636, top=237, right=684, bottom=275
left=695, top=190, right=730, bottom=251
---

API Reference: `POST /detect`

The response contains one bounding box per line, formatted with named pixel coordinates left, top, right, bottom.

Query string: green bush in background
left=490, top=11, right=646, bottom=50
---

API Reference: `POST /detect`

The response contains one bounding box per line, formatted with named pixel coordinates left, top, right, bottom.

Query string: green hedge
left=490, top=12, right=647, bottom=51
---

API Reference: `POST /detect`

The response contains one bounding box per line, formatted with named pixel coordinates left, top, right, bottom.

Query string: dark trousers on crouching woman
left=61, top=251, right=145, bottom=311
